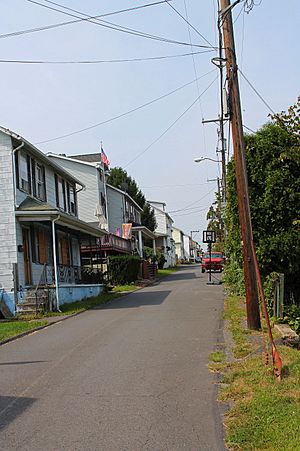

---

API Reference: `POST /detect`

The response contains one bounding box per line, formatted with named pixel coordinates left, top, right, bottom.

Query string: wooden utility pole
left=220, top=0, right=260, bottom=329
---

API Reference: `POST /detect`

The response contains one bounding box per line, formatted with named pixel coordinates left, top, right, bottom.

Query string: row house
left=148, top=201, right=176, bottom=268
left=47, top=153, right=156, bottom=261
left=0, top=127, right=106, bottom=316
left=172, top=226, right=185, bottom=263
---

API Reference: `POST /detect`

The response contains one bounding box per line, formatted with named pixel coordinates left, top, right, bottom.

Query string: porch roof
left=132, top=226, right=156, bottom=240
left=16, top=197, right=106, bottom=238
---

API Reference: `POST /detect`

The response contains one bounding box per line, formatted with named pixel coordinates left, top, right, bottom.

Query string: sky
left=1, top=0, right=299, bottom=246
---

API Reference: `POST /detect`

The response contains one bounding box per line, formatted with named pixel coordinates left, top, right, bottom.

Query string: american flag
left=100, top=146, right=110, bottom=168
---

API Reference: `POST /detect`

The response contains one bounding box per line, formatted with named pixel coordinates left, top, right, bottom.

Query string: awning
left=16, top=197, right=106, bottom=238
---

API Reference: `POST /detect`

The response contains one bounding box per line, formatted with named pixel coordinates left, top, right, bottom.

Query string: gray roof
left=70, top=153, right=102, bottom=163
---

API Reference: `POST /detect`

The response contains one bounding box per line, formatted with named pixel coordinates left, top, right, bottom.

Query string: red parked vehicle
left=201, top=252, right=225, bottom=273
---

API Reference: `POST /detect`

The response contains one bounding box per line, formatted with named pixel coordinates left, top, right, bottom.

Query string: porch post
left=152, top=238, right=156, bottom=255
left=52, top=217, right=60, bottom=311
left=138, top=230, right=143, bottom=258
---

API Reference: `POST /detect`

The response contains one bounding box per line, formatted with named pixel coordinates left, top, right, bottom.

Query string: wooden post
left=220, top=0, right=260, bottom=329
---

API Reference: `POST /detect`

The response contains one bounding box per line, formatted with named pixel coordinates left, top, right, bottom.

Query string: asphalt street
left=0, top=266, right=225, bottom=450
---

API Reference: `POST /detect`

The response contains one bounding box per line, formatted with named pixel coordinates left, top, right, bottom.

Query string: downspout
left=12, top=141, right=25, bottom=208
left=12, top=141, right=24, bottom=311
left=52, top=215, right=61, bottom=312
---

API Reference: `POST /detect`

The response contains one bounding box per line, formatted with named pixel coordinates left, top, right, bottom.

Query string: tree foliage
left=206, top=192, right=225, bottom=252
left=225, top=97, right=300, bottom=304
left=107, top=166, right=157, bottom=231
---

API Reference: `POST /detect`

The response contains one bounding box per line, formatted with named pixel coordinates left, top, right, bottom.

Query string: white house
left=183, top=234, right=191, bottom=262
left=148, top=201, right=176, bottom=268
left=172, top=226, right=185, bottom=263
left=0, top=127, right=106, bottom=316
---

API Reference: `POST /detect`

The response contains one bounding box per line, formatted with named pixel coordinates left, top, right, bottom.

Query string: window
left=36, top=164, right=46, bottom=201
left=18, top=152, right=46, bottom=200
left=66, top=182, right=77, bottom=215
left=19, top=152, right=30, bottom=193
left=69, top=185, right=76, bottom=215
left=55, top=175, right=66, bottom=211
left=31, top=226, right=51, bottom=264
left=58, top=233, right=70, bottom=266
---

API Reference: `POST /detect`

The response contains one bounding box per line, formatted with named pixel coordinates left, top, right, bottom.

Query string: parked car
left=201, top=252, right=225, bottom=273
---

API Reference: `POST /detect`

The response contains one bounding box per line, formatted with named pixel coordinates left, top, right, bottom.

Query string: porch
left=15, top=198, right=106, bottom=312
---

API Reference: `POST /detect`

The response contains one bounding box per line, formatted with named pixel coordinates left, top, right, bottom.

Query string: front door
left=22, top=228, right=32, bottom=285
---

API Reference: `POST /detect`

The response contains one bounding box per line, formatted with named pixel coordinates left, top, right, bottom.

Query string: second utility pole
left=220, top=0, right=260, bottom=329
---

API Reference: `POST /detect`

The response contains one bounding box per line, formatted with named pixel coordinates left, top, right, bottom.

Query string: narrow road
left=0, top=266, right=225, bottom=450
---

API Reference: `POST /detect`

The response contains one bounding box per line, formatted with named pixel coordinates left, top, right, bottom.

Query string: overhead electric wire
left=141, top=182, right=208, bottom=188
left=0, top=49, right=213, bottom=65
left=124, top=76, right=218, bottom=168
left=0, top=1, right=172, bottom=40
left=0, top=1, right=170, bottom=40
left=243, top=124, right=256, bottom=133
left=171, top=207, right=209, bottom=217
left=238, top=68, right=276, bottom=115
left=24, top=0, right=213, bottom=49
left=169, top=186, right=216, bottom=213
left=36, top=69, right=216, bottom=144
left=42, top=0, right=168, bottom=17
left=182, top=0, right=207, bottom=156
left=165, top=0, right=217, bottom=49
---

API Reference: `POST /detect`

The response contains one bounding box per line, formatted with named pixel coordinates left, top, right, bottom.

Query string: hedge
left=108, top=255, right=141, bottom=285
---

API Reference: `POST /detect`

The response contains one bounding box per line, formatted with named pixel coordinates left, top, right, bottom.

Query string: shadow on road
left=162, top=272, right=198, bottom=281
left=0, top=360, right=48, bottom=366
left=98, top=290, right=172, bottom=310
left=0, top=396, right=36, bottom=431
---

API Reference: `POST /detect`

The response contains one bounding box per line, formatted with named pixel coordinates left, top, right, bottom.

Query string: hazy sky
left=1, top=0, right=299, bottom=245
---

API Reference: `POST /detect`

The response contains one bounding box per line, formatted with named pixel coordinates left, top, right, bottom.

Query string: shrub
left=108, top=255, right=141, bottom=285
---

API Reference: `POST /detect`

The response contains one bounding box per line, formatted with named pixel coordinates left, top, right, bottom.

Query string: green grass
left=157, top=268, right=178, bottom=278
left=209, top=350, right=226, bottom=372
left=49, top=292, right=121, bottom=316
left=17, top=292, right=121, bottom=320
left=112, top=284, right=139, bottom=292
left=0, top=320, right=48, bottom=342
left=223, top=295, right=252, bottom=358
left=219, top=295, right=300, bottom=450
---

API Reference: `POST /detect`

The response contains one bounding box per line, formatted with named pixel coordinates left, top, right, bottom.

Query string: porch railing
left=100, top=234, right=132, bottom=252
left=41, top=264, right=104, bottom=285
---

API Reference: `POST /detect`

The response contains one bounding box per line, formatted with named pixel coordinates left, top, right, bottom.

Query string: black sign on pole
left=203, top=230, right=216, bottom=244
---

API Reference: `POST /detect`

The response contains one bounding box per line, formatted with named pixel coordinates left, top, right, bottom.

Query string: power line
left=165, top=0, right=217, bottom=49
left=0, top=0, right=171, bottom=40
left=36, top=69, right=216, bottom=144
left=0, top=50, right=213, bottom=65
left=171, top=207, right=209, bottom=217
left=243, top=124, right=256, bottom=133
left=182, top=0, right=207, bottom=156
left=141, top=182, right=208, bottom=188
left=238, top=68, right=276, bottom=115
left=25, top=0, right=213, bottom=49
left=169, top=186, right=216, bottom=213
left=124, top=76, right=218, bottom=168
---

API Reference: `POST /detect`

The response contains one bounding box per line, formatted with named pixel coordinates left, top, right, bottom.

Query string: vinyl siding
left=48, top=157, right=99, bottom=223
left=107, top=186, right=124, bottom=233
left=16, top=155, right=58, bottom=208
left=0, top=132, right=17, bottom=292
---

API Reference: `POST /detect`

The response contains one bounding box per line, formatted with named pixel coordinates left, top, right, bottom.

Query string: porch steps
left=17, top=288, right=49, bottom=315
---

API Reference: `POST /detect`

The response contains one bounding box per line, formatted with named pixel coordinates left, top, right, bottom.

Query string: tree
left=206, top=191, right=225, bottom=252
left=107, top=167, right=157, bottom=231
left=225, top=97, right=300, bottom=304
left=141, top=202, right=157, bottom=232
